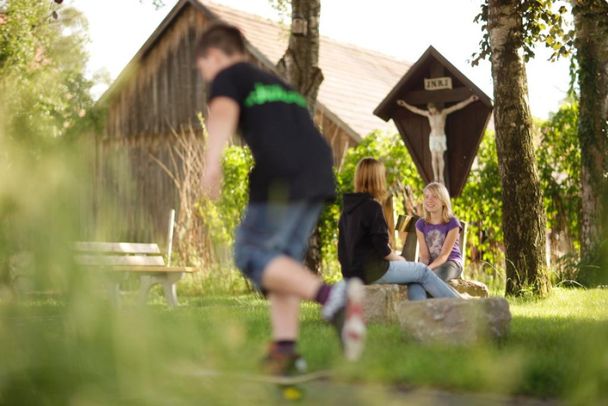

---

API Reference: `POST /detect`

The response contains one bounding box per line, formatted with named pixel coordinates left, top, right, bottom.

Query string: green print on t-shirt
left=244, top=83, right=307, bottom=108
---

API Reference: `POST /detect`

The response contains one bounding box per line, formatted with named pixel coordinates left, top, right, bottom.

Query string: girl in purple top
left=415, top=182, right=463, bottom=281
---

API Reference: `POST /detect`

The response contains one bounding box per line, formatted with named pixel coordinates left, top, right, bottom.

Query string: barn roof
left=101, top=0, right=410, bottom=140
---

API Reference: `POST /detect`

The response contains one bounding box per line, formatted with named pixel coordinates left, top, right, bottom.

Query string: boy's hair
left=423, top=182, right=452, bottom=223
left=354, top=158, right=387, bottom=203
left=195, top=23, right=246, bottom=58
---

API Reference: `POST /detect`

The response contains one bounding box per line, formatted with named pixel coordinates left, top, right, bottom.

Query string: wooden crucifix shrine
left=374, top=46, right=493, bottom=197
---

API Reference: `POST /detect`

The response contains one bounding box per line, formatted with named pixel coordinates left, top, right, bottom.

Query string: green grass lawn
left=1, top=287, right=606, bottom=404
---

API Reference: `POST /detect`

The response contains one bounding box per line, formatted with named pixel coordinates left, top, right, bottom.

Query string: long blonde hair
left=354, top=158, right=387, bottom=203
left=423, top=182, right=452, bottom=223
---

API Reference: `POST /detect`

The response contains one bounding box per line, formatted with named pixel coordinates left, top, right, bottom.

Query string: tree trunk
left=276, top=0, right=324, bottom=273
left=276, top=0, right=323, bottom=114
left=487, top=0, right=550, bottom=296
left=572, top=0, right=608, bottom=285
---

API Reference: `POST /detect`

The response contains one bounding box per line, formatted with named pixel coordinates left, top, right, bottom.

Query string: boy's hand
left=396, top=99, right=407, bottom=107
left=201, top=165, right=222, bottom=201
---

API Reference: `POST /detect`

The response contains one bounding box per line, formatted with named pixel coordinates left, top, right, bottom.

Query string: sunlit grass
left=2, top=286, right=607, bottom=404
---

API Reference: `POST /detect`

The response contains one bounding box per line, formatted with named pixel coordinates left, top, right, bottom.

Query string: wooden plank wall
left=106, top=6, right=207, bottom=140
left=94, top=136, right=189, bottom=244
left=97, top=6, right=207, bottom=243
left=96, top=4, right=359, bottom=245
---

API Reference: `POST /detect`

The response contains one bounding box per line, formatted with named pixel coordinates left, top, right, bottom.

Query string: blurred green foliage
left=197, top=145, right=253, bottom=247
left=454, top=131, right=504, bottom=269
left=537, top=102, right=581, bottom=251
left=0, top=0, right=97, bottom=143
left=0, top=0, right=97, bottom=295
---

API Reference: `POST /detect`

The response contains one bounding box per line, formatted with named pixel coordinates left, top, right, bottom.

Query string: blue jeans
left=234, top=201, right=323, bottom=290
left=372, top=260, right=460, bottom=301
left=435, top=260, right=463, bottom=281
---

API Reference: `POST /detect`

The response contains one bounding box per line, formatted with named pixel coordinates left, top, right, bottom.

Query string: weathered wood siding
left=96, top=3, right=357, bottom=244
left=105, top=5, right=207, bottom=140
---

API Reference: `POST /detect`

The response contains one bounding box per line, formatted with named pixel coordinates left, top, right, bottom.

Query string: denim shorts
left=234, top=201, right=323, bottom=290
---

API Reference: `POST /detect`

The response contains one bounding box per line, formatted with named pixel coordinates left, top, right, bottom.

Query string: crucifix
left=374, top=46, right=493, bottom=197
left=394, top=62, right=478, bottom=185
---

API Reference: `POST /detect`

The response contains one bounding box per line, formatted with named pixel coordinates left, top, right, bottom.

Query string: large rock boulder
left=362, top=285, right=407, bottom=323
left=448, top=278, right=490, bottom=298
left=395, top=297, right=511, bottom=344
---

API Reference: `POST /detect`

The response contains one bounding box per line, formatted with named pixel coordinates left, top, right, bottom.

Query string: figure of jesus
left=396, top=95, right=478, bottom=185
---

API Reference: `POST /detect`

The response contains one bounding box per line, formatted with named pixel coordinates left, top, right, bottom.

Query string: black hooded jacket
left=338, top=193, right=391, bottom=284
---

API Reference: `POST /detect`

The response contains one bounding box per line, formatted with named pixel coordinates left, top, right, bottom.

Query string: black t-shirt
left=207, top=62, right=335, bottom=202
left=338, top=193, right=391, bottom=284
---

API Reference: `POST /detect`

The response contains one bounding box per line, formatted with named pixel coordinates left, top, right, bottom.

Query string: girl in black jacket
left=338, top=158, right=460, bottom=300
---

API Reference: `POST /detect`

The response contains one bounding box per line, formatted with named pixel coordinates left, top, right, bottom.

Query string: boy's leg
left=263, top=292, right=307, bottom=375
left=269, top=292, right=300, bottom=340
left=236, top=202, right=365, bottom=363
left=262, top=254, right=366, bottom=360
left=262, top=256, right=323, bottom=300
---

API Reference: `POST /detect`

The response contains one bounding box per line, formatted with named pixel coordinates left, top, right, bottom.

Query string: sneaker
left=261, top=346, right=308, bottom=377
left=321, top=278, right=366, bottom=361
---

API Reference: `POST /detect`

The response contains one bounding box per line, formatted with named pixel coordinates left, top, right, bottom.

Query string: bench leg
left=107, top=280, right=121, bottom=307
left=162, top=272, right=183, bottom=308
left=139, top=275, right=157, bottom=305
left=138, top=273, right=184, bottom=308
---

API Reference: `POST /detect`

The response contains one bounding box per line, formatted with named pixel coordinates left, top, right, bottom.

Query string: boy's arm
left=443, top=95, right=478, bottom=115
left=396, top=99, right=429, bottom=117
left=202, top=97, right=239, bottom=201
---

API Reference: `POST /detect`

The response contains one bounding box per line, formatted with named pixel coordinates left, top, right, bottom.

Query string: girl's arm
left=416, top=229, right=430, bottom=265
left=427, top=228, right=459, bottom=269
left=396, top=99, right=429, bottom=117
left=385, top=251, right=406, bottom=261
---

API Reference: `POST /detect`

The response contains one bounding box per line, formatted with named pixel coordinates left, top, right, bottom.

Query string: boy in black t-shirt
left=195, top=23, right=366, bottom=374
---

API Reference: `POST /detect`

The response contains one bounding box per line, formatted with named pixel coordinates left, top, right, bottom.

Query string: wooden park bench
left=75, top=210, right=196, bottom=307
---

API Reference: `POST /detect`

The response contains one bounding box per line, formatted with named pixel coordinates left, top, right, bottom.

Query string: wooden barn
left=94, top=0, right=408, bottom=246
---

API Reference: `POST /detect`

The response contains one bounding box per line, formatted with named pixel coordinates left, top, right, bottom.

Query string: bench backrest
left=74, top=242, right=166, bottom=267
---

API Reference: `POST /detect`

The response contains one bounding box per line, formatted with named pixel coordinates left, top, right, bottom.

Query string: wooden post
left=460, top=221, right=468, bottom=269
left=429, top=61, right=446, bottom=110
left=166, top=209, right=175, bottom=266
